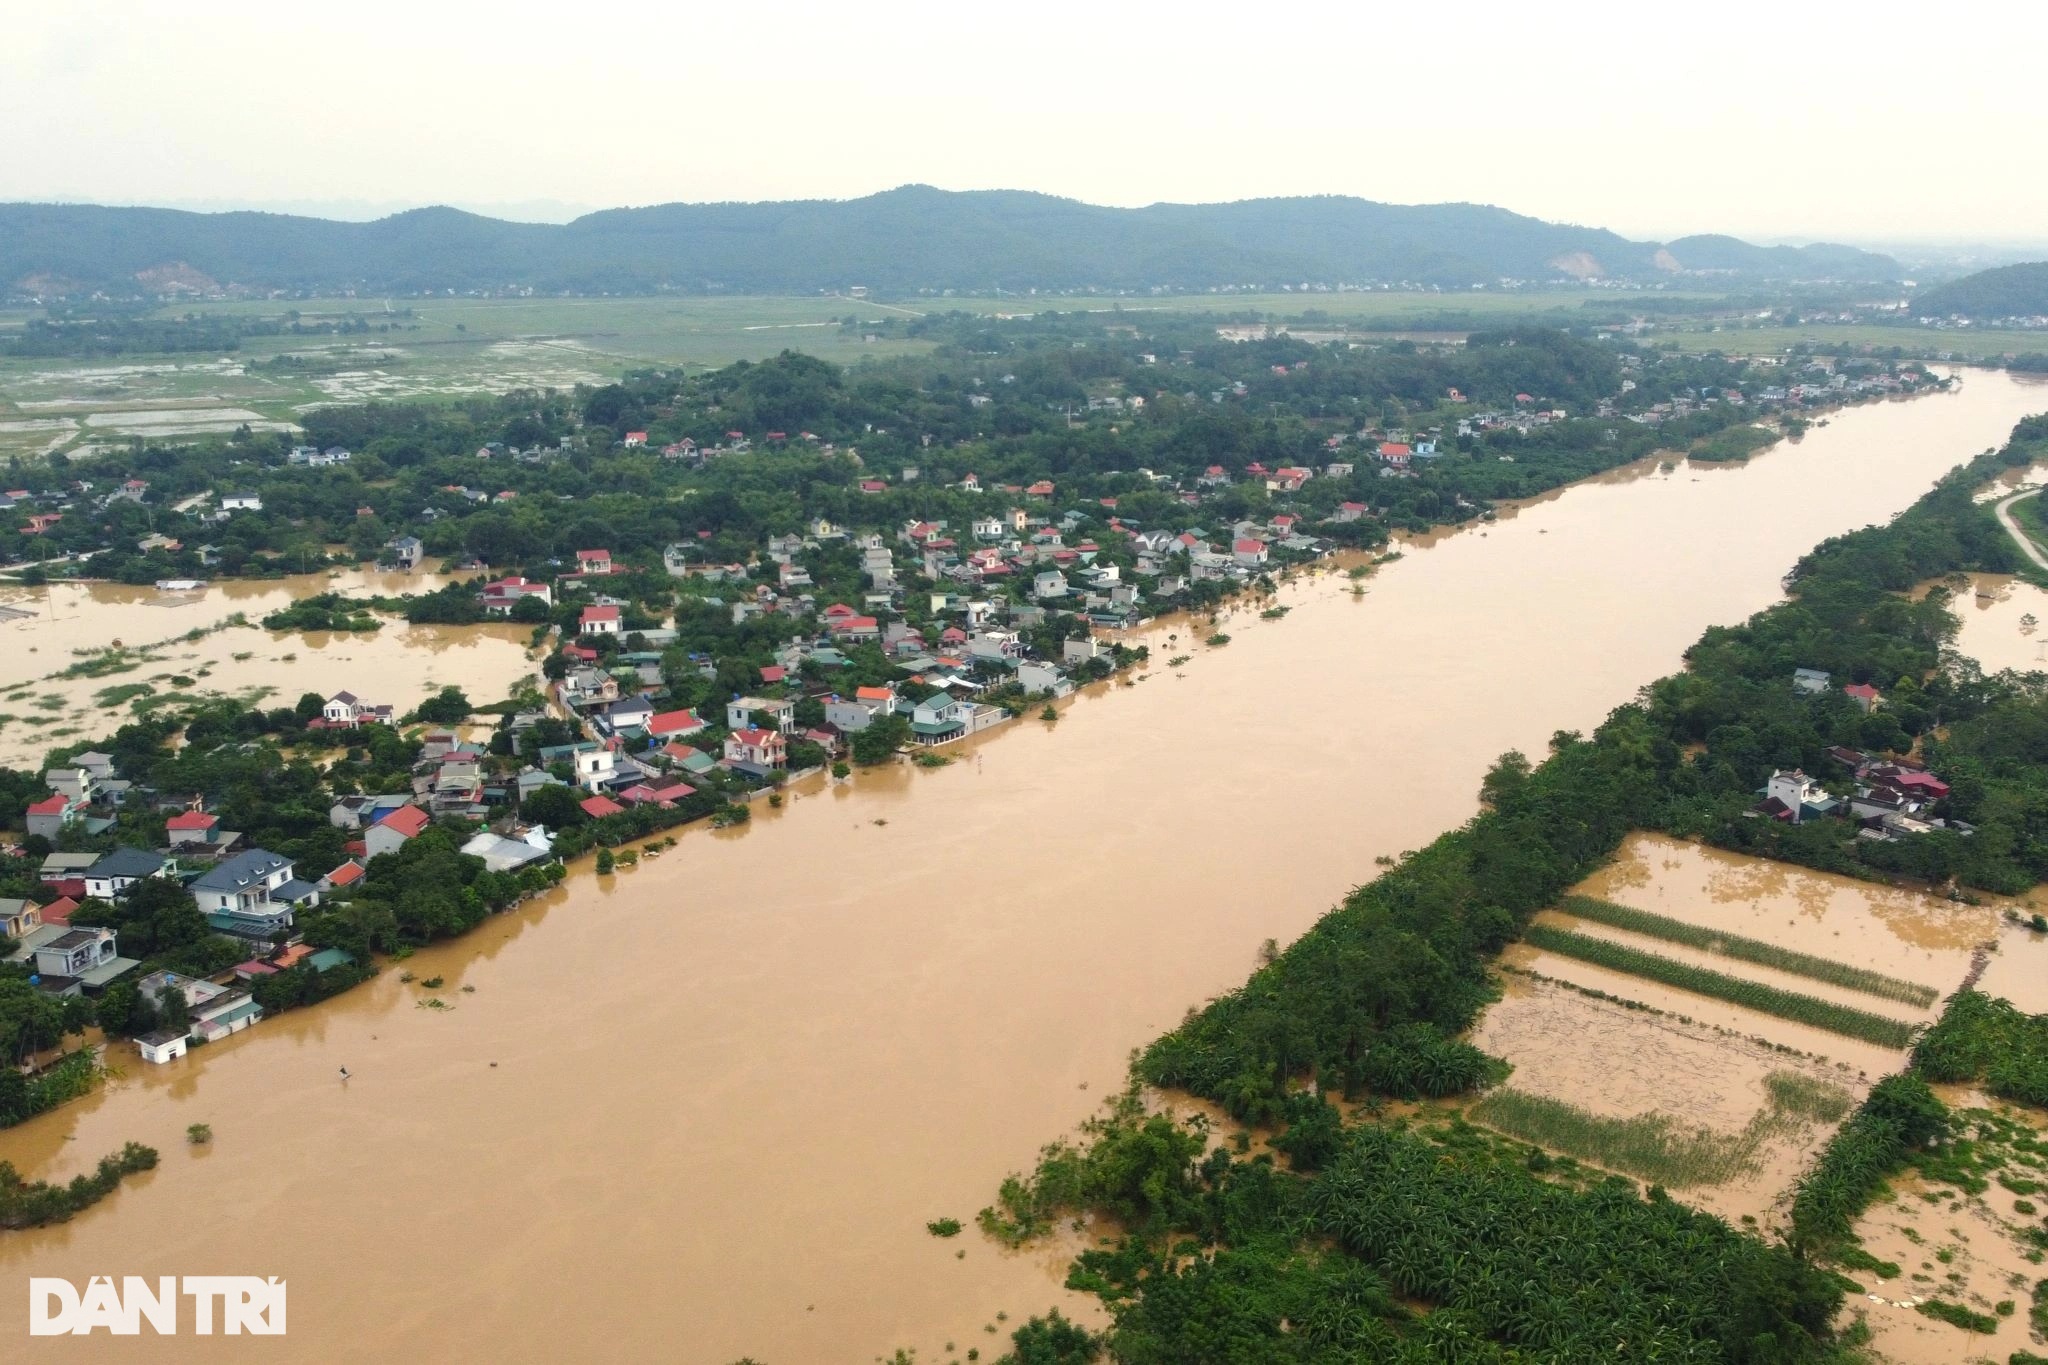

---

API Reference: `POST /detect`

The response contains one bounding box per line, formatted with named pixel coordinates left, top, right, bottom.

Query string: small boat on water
left=154, top=578, right=208, bottom=593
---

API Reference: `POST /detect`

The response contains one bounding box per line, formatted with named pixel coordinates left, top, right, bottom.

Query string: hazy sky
left=9, top=1, right=2045, bottom=244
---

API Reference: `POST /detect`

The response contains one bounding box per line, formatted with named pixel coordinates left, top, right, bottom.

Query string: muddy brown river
left=3, top=373, right=2044, bottom=1362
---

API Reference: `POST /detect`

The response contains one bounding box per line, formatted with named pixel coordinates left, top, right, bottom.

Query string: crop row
left=1556, top=896, right=1937, bottom=1006
left=1521, top=924, right=1919, bottom=1048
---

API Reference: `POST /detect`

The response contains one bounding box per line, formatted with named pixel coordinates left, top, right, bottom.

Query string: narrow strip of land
left=1992, top=487, right=2048, bottom=572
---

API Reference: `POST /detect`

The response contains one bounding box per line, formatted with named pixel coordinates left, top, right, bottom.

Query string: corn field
left=1522, top=924, right=1919, bottom=1048
left=1556, top=896, right=1937, bottom=1007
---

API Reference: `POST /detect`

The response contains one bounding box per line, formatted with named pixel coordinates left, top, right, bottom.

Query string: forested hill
left=1912, top=261, right=2048, bottom=318
left=0, top=187, right=1900, bottom=296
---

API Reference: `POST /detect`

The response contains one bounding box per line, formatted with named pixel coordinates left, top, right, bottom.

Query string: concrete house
left=1017, top=661, right=1071, bottom=697
left=24, top=794, right=74, bottom=842
left=480, top=577, right=552, bottom=615
left=726, top=696, right=797, bottom=733
left=17, top=925, right=134, bottom=994
left=906, top=696, right=969, bottom=745
left=322, top=692, right=394, bottom=728
left=42, top=766, right=98, bottom=806
left=364, top=804, right=431, bottom=859
left=968, top=631, right=1024, bottom=663
left=824, top=686, right=896, bottom=733
left=135, top=969, right=263, bottom=1062
left=1758, top=770, right=1841, bottom=824
left=0, top=899, right=40, bottom=940
left=191, top=849, right=317, bottom=942
left=165, top=809, right=221, bottom=847
left=385, top=535, right=424, bottom=569
left=83, top=847, right=170, bottom=900
left=722, top=728, right=789, bottom=777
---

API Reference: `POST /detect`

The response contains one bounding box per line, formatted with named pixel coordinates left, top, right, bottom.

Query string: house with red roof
left=1378, top=442, right=1413, bottom=466
left=622, top=779, right=696, bottom=807
left=165, top=809, right=220, bottom=847
left=320, top=860, right=365, bottom=892
left=645, top=709, right=708, bottom=741
left=579, top=794, right=625, bottom=819
left=859, top=480, right=887, bottom=494
left=575, top=548, right=615, bottom=575
left=759, top=664, right=788, bottom=685
left=622, top=431, right=648, bottom=448
left=38, top=895, right=79, bottom=927
left=825, top=685, right=897, bottom=733
left=1025, top=480, right=1055, bottom=498
left=579, top=605, right=622, bottom=636
left=1843, top=683, right=1883, bottom=713
left=365, top=803, right=431, bottom=859
left=25, top=794, right=73, bottom=841
left=723, top=728, right=789, bottom=777
left=480, top=577, right=552, bottom=615
left=1331, top=501, right=1368, bottom=523
left=1232, top=539, right=1270, bottom=567
left=827, top=614, right=880, bottom=641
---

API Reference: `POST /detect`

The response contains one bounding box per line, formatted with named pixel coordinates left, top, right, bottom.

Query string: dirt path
left=1993, top=488, right=2048, bottom=572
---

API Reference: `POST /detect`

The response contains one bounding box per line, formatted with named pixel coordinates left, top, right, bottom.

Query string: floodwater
left=1573, top=834, right=1995, bottom=992
left=2, top=372, right=2045, bottom=1363
left=1935, top=571, right=2048, bottom=676
left=1851, top=1101, right=2048, bottom=1365
left=0, top=563, right=537, bottom=769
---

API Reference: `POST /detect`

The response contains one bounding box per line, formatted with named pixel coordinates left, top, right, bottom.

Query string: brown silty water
left=0, top=562, right=539, bottom=768
left=0, top=373, right=2043, bottom=1362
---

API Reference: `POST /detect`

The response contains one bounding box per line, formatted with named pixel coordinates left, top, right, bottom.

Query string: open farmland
left=0, top=287, right=1698, bottom=462
left=1466, top=833, right=1991, bottom=1230
left=1646, top=319, right=2048, bottom=360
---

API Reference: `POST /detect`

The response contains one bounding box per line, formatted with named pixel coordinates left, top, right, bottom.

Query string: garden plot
left=1466, top=835, right=1982, bottom=1229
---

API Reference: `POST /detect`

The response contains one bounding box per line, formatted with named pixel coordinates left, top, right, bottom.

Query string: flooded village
left=0, top=346, right=2042, bottom=1363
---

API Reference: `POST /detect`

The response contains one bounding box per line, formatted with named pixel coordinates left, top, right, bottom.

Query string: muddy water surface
left=1, top=374, right=2044, bottom=1362
left=1577, top=832, right=1999, bottom=981
left=0, top=564, right=536, bottom=768
left=1935, top=571, right=2048, bottom=676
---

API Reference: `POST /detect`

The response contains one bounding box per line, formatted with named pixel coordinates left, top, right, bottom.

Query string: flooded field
left=1852, top=1098, right=2048, bottom=1365
left=1468, top=972, right=1862, bottom=1227
left=1471, top=833, right=1986, bottom=1227
left=0, top=372, right=2043, bottom=1363
left=1937, top=572, right=2048, bottom=676
left=1575, top=833, right=2000, bottom=971
left=1473, top=834, right=2048, bottom=1247
left=0, top=566, right=537, bottom=768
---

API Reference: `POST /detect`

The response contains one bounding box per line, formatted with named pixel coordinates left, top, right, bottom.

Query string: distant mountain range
left=1911, top=261, right=2048, bottom=318
left=0, top=186, right=1902, bottom=297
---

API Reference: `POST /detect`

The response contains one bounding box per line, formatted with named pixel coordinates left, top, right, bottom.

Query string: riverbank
left=0, top=371, right=2042, bottom=1364
left=979, top=407, right=2048, bottom=1356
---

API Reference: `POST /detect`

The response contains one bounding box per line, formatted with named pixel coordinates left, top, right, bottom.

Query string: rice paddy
left=1556, top=894, right=1940, bottom=1006
left=1520, top=923, right=1919, bottom=1048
